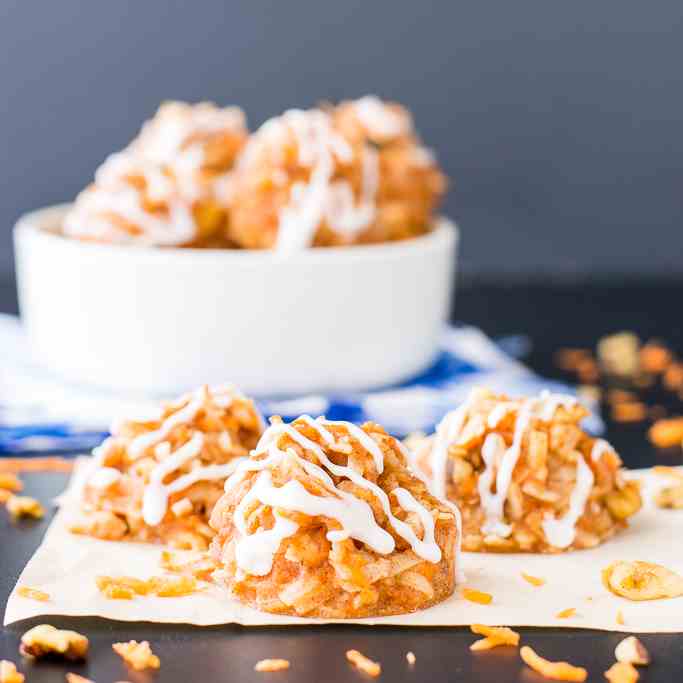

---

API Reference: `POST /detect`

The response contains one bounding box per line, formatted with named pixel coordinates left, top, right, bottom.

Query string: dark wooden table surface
left=1, top=281, right=682, bottom=682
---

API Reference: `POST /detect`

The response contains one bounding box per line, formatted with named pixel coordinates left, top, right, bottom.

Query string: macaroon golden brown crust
left=209, top=416, right=458, bottom=618
left=70, top=385, right=263, bottom=550
left=410, top=388, right=641, bottom=553
left=227, top=96, right=446, bottom=250
left=63, top=101, right=247, bottom=247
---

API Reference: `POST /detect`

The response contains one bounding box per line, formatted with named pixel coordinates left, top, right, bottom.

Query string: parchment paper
left=4, top=463, right=683, bottom=632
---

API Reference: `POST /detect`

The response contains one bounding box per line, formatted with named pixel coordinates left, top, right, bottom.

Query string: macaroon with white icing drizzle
left=227, top=95, right=446, bottom=250
left=63, top=101, right=248, bottom=247
left=409, top=388, right=641, bottom=553
left=70, top=384, right=263, bottom=550
left=209, top=415, right=459, bottom=618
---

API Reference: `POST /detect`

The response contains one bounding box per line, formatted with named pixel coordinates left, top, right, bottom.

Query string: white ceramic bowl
left=14, top=205, right=458, bottom=396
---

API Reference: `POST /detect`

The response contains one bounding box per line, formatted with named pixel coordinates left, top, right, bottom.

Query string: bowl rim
left=14, top=203, right=458, bottom=264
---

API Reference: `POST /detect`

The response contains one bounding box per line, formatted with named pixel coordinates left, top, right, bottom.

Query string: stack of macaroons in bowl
left=62, top=96, right=446, bottom=252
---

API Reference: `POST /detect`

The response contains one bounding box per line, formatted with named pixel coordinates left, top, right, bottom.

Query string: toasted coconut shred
left=462, top=588, right=492, bottom=605
left=469, top=624, right=520, bottom=651
left=520, top=646, right=587, bottom=682
left=522, top=572, right=546, bottom=587
left=254, top=659, right=290, bottom=672
left=17, top=586, right=50, bottom=602
left=555, top=607, right=576, bottom=619
left=346, top=650, right=381, bottom=677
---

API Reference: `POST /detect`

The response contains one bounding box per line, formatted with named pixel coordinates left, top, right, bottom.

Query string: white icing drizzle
left=128, top=390, right=208, bottom=458
left=352, top=95, right=410, bottom=140
left=541, top=454, right=595, bottom=549
left=591, top=438, right=614, bottom=462
left=85, top=384, right=261, bottom=527
left=228, top=417, right=445, bottom=577
left=142, top=433, right=205, bottom=525
left=244, top=108, right=379, bottom=251
left=429, top=391, right=581, bottom=540
left=64, top=102, right=245, bottom=245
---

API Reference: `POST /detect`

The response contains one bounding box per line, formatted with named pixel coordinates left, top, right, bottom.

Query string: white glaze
left=228, top=417, right=445, bottom=577
left=541, top=454, right=595, bottom=548
left=63, top=102, right=245, bottom=245
left=429, top=391, right=584, bottom=540
left=591, top=438, right=614, bottom=462
left=244, top=108, right=379, bottom=251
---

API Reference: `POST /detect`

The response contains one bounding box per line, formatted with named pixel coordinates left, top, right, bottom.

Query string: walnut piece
left=6, top=496, right=44, bottom=519
left=614, top=637, right=650, bottom=666
left=0, top=660, right=24, bottom=683
left=20, top=625, right=88, bottom=661
left=112, top=641, right=160, bottom=671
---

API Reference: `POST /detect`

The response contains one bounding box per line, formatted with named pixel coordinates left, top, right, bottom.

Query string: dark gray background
left=2, top=0, right=682, bottom=283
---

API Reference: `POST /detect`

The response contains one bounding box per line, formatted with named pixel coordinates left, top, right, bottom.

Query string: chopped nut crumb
left=614, top=637, right=650, bottom=666
left=65, top=674, right=94, bottom=683
left=639, top=343, right=672, bottom=374
left=112, top=641, right=160, bottom=671
left=17, top=586, right=50, bottom=602
left=663, top=362, right=683, bottom=391
left=556, top=608, right=576, bottom=619
left=598, top=332, right=640, bottom=378
left=522, top=572, right=546, bottom=587
left=346, top=650, right=381, bottom=677
left=405, top=652, right=416, bottom=665
left=254, top=659, right=290, bottom=672
left=602, top=560, right=683, bottom=601
left=462, top=588, right=493, bottom=605
left=6, top=496, right=44, bottom=519
left=0, top=474, right=23, bottom=493
left=648, top=417, right=683, bottom=448
left=555, top=349, right=593, bottom=372
left=20, top=624, right=88, bottom=661
left=520, top=646, right=587, bottom=682
left=469, top=624, right=520, bottom=651
left=0, top=660, right=24, bottom=683
left=605, top=661, right=639, bottom=683
left=611, top=402, right=647, bottom=423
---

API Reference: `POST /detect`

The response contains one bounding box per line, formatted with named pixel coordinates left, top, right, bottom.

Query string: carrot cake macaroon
left=411, top=388, right=641, bottom=553
left=70, top=385, right=263, bottom=549
left=209, top=415, right=459, bottom=617
left=227, top=95, right=446, bottom=251
left=63, top=101, right=247, bottom=247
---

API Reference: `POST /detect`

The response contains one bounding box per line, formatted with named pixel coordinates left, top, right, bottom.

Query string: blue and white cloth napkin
left=0, top=315, right=600, bottom=454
